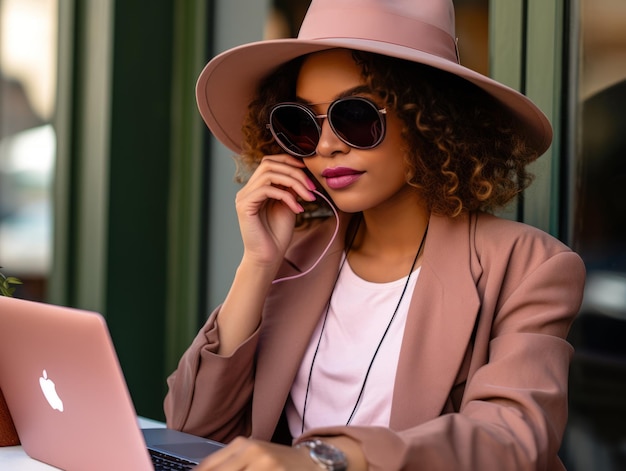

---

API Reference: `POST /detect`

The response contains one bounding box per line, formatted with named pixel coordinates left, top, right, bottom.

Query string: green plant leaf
left=0, top=269, right=22, bottom=297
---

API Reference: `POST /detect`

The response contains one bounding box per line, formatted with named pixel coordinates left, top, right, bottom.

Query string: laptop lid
left=0, top=296, right=222, bottom=470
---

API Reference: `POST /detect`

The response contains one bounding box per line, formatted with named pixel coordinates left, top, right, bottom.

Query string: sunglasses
left=267, top=96, right=387, bottom=158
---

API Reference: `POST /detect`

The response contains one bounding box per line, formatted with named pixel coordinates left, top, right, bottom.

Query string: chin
left=328, top=194, right=375, bottom=214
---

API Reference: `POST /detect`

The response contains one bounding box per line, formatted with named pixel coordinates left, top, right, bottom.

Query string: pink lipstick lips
left=321, top=167, right=365, bottom=190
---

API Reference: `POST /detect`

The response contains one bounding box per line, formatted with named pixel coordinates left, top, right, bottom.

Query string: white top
left=286, top=258, right=420, bottom=437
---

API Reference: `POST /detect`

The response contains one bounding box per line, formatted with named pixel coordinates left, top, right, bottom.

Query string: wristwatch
left=296, top=439, right=348, bottom=470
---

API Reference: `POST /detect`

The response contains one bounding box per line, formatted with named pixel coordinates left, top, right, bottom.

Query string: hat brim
left=196, top=38, right=552, bottom=156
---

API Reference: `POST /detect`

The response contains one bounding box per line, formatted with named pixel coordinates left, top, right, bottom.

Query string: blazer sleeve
left=296, top=249, right=586, bottom=471
left=163, top=307, right=259, bottom=442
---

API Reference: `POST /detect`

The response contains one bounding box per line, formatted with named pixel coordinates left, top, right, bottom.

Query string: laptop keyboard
left=150, top=449, right=197, bottom=470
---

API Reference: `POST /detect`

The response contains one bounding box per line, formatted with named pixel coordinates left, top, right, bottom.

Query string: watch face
left=309, top=441, right=348, bottom=471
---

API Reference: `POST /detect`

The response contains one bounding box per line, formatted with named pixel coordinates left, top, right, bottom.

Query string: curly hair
left=238, top=50, right=537, bottom=218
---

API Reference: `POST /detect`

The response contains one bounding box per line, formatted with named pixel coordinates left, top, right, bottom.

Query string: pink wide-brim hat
left=196, top=0, right=553, bottom=157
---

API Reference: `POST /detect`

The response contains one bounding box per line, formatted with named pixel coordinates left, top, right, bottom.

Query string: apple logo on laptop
left=39, top=369, right=64, bottom=412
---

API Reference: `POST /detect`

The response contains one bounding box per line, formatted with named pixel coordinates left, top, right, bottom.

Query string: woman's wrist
left=215, top=257, right=280, bottom=355
left=238, top=253, right=282, bottom=282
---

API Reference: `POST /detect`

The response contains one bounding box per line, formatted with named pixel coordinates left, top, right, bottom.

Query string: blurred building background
left=0, top=1, right=624, bottom=468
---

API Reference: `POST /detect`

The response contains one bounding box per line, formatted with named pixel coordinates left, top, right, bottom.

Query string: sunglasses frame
left=267, top=96, right=387, bottom=158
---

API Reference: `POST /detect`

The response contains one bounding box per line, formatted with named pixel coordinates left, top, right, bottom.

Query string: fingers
left=193, top=437, right=258, bottom=470
left=233, top=153, right=323, bottom=266
left=245, top=154, right=317, bottom=211
left=193, top=437, right=242, bottom=470
left=194, top=437, right=315, bottom=471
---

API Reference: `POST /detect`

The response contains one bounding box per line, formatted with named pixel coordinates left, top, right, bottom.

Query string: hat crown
left=300, top=0, right=456, bottom=35
left=298, top=0, right=458, bottom=63
left=298, top=0, right=459, bottom=62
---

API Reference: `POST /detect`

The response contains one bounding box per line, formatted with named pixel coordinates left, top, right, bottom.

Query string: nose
left=315, top=117, right=350, bottom=157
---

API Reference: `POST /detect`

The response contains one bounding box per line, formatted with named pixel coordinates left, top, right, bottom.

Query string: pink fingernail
left=305, top=177, right=317, bottom=190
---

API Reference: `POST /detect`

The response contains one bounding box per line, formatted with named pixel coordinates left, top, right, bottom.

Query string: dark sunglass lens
left=330, top=99, right=383, bottom=148
left=270, top=106, right=319, bottom=156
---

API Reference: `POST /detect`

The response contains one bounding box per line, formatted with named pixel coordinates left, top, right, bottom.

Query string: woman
left=164, top=1, right=585, bottom=469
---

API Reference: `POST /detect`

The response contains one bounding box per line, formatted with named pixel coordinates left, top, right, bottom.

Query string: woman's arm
left=216, top=154, right=316, bottom=355
left=165, top=153, right=316, bottom=437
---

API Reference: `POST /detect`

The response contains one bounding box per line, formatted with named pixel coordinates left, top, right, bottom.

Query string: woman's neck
left=356, top=187, right=429, bottom=254
left=347, top=187, right=430, bottom=282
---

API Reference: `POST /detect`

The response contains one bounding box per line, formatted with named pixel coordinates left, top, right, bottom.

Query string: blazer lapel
left=390, top=213, right=482, bottom=429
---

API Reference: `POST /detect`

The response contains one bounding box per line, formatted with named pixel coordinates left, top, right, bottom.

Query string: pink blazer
left=165, top=211, right=585, bottom=470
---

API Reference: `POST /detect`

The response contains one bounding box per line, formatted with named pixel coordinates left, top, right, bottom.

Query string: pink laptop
left=0, top=296, right=223, bottom=470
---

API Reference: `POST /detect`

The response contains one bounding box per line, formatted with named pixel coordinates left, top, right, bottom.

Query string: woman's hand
left=214, top=154, right=318, bottom=355
left=194, top=437, right=319, bottom=471
left=235, top=154, right=317, bottom=268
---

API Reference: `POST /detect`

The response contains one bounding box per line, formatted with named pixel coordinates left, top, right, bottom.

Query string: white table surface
left=0, top=417, right=166, bottom=469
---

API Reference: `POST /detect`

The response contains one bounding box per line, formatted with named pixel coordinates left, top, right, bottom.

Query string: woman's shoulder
left=469, top=212, right=584, bottom=273
left=472, top=211, right=570, bottom=252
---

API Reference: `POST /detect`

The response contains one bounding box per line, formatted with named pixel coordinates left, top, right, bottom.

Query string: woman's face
left=296, top=49, right=416, bottom=214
